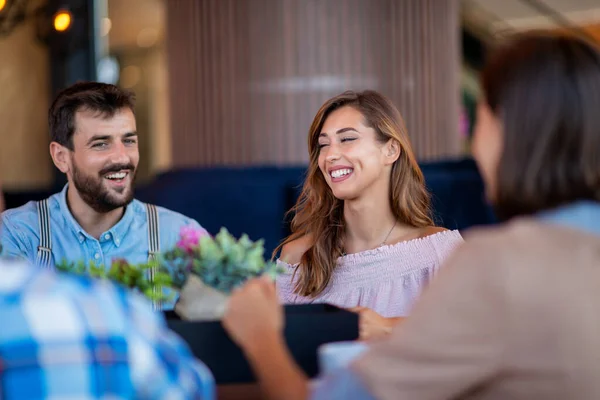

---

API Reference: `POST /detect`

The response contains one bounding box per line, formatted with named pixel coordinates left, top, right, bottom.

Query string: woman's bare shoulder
left=417, top=225, right=448, bottom=238
left=280, top=235, right=313, bottom=265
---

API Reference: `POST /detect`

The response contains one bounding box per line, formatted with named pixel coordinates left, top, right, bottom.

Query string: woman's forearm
left=244, top=332, right=310, bottom=400
left=388, top=316, right=404, bottom=328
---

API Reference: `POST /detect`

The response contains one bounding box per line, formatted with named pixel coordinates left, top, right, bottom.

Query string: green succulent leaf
left=47, top=225, right=283, bottom=300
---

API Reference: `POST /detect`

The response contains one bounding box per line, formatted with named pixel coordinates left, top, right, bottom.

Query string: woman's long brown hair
left=274, top=90, right=433, bottom=297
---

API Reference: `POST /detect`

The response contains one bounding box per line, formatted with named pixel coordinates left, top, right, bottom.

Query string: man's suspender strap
left=36, top=199, right=53, bottom=268
left=145, top=204, right=161, bottom=311
left=36, top=200, right=162, bottom=310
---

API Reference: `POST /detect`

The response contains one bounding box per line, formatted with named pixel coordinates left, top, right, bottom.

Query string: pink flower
left=176, top=226, right=207, bottom=254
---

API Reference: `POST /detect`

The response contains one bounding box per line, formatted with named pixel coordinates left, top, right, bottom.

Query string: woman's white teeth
left=105, top=172, right=127, bottom=180
left=331, top=168, right=352, bottom=178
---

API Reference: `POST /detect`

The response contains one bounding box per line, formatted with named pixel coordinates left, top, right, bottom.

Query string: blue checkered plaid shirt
left=0, top=259, right=215, bottom=399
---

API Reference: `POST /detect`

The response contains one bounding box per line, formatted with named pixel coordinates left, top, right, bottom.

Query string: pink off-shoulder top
left=276, top=230, right=464, bottom=317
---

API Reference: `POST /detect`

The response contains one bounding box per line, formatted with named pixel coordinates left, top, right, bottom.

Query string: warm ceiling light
left=0, top=0, right=6, bottom=12
left=53, top=10, right=72, bottom=32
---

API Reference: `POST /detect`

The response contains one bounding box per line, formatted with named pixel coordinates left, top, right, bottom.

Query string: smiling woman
left=274, top=90, right=464, bottom=339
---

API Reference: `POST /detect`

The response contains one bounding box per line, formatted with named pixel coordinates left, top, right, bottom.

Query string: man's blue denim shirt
left=0, top=184, right=207, bottom=310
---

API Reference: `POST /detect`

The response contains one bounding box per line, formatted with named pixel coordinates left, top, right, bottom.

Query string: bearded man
left=0, top=82, right=207, bottom=310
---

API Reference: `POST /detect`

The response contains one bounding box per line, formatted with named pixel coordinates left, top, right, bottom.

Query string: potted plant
left=55, top=257, right=174, bottom=304
left=56, top=226, right=282, bottom=321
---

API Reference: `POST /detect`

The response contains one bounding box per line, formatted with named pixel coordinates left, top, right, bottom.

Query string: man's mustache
left=99, top=164, right=135, bottom=176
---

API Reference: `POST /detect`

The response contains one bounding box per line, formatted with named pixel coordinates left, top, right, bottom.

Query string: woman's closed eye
left=318, top=137, right=356, bottom=149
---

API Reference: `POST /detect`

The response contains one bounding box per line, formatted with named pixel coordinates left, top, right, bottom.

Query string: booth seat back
left=135, top=159, right=495, bottom=255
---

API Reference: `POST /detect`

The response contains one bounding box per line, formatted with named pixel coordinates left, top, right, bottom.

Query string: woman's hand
left=223, top=275, right=284, bottom=354
left=349, top=307, right=404, bottom=341
left=223, top=277, right=310, bottom=400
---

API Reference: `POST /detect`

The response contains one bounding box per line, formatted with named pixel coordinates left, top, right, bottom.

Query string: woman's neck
left=343, top=191, right=399, bottom=254
left=67, top=186, right=125, bottom=239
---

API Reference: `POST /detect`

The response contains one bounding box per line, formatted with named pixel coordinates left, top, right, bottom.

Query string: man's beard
left=71, top=161, right=136, bottom=213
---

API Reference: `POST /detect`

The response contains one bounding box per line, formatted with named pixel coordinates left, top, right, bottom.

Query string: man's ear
left=384, top=139, right=401, bottom=165
left=49, top=142, right=71, bottom=174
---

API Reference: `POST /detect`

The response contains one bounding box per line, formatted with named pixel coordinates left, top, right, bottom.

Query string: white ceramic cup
left=318, top=341, right=369, bottom=375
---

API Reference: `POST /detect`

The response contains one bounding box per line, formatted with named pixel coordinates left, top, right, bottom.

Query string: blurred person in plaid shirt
left=0, top=181, right=215, bottom=399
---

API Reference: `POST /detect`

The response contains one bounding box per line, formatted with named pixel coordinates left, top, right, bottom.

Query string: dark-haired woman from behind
left=274, top=90, right=463, bottom=339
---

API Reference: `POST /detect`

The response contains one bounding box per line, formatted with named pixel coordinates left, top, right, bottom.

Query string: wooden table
left=217, top=383, right=264, bottom=400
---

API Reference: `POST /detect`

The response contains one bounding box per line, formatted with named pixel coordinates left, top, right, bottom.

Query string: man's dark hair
left=482, top=31, right=600, bottom=220
left=49, top=81, right=136, bottom=150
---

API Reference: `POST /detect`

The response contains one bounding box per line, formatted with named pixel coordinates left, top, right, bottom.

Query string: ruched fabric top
left=276, top=230, right=464, bottom=317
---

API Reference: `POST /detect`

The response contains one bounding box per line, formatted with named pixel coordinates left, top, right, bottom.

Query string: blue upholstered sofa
left=134, top=158, right=496, bottom=255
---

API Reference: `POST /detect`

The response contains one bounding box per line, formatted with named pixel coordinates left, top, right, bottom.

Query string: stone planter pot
left=175, top=274, right=229, bottom=321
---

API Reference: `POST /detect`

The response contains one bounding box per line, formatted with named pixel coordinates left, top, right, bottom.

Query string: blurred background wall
left=3, top=0, right=599, bottom=189
left=0, top=0, right=50, bottom=190
left=166, top=0, right=461, bottom=166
